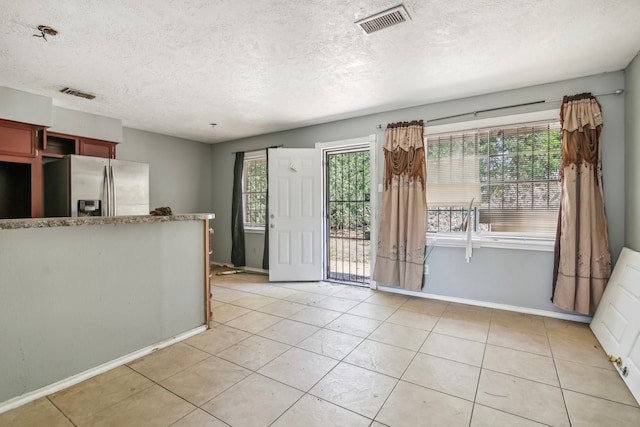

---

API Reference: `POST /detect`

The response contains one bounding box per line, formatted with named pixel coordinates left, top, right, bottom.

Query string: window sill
left=427, top=233, right=555, bottom=252
left=244, top=227, right=265, bottom=235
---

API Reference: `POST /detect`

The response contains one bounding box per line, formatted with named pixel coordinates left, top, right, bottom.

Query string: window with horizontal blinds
left=242, top=150, right=267, bottom=228
left=426, top=132, right=481, bottom=207
left=425, top=120, right=562, bottom=235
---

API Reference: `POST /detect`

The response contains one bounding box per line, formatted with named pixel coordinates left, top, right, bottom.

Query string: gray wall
left=211, top=71, right=626, bottom=313
left=0, top=86, right=52, bottom=126
left=50, top=107, right=123, bottom=143
left=626, top=52, right=640, bottom=251
left=0, top=220, right=205, bottom=404
left=244, top=232, right=266, bottom=268
left=420, top=247, right=555, bottom=311
left=118, top=128, right=213, bottom=214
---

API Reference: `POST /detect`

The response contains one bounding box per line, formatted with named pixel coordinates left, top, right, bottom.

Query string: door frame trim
left=316, top=135, right=378, bottom=289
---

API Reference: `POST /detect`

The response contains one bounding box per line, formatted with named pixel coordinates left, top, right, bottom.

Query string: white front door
left=590, top=247, right=640, bottom=404
left=268, top=148, right=323, bottom=281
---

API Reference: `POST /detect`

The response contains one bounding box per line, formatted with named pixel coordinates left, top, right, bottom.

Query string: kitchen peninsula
left=0, top=213, right=214, bottom=409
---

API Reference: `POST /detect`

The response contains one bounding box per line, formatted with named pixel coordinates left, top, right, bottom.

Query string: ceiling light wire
left=33, top=25, right=58, bottom=42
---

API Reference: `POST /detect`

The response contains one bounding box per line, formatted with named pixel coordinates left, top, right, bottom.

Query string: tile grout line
left=214, top=276, right=633, bottom=426
left=545, top=321, right=640, bottom=410
left=544, top=317, right=574, bottom=426
left=220, top=278, right=548, bottom=424
left=368, top=310, right=435, bottom=423
left=470, top=312, right=557, bottom=427
left=467, top=310, right=491, bottom=427
left=474, top=316, right=571, bottom=425
left=47, top=364, right=161, bottom=426
left=300, top=297, right=404, bottom=425
left=274, top=288, right=410, bottom=424
left=45, top=396, right=78, bottom=427
left=219, top=280, right=492, bottom=424
left=199, top=289, right=381, bottom=424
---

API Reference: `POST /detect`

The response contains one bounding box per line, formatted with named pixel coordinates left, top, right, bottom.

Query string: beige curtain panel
left=372, top=120, right=427, bottom=291
left=552, top=93, right=612, bottom=314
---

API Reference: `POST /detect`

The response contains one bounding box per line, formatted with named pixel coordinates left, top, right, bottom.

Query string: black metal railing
left=326, top=150, right=371, bottom=285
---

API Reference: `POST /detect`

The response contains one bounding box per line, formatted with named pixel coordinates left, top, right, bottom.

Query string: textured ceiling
left=1, top=0, right=639, bottom=144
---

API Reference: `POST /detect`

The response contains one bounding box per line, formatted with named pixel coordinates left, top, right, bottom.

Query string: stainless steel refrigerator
left=44, top=155, right=149, bottom=217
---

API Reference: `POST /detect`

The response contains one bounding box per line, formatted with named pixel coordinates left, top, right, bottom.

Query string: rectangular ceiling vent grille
left=59, top=87, right=96, bottom=100
left=356, top=5, right=411, bottom=34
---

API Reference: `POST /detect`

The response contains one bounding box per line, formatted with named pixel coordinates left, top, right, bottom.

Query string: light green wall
left=211, top=72, right=626, bottom=313
left=118, top=128, right=213, bottom=214
left=625, top=52, right=640, bottom=251
left=0, top=86, right=52, bottom=126
left=0, top=220, right=205, bottom=404
left=50, top=107, right=123, bottom=143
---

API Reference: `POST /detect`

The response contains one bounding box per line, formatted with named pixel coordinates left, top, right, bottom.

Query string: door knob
left=270, top=224, right=275, bottom=228
left=608, top=355, right=622, bottom=367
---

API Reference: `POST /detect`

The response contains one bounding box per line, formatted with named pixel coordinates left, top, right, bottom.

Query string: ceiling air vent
left=356, top=4, right=411, bottom=34
left=59, top=87, right=96, bottom=100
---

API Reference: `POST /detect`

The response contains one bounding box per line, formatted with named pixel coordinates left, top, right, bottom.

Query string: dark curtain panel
left=262, top=149, right=270, bottom=270
left=231, top=152, right=246, bottom=266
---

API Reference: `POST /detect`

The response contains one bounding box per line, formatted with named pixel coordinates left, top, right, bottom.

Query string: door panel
left=278, top=232, right=290, bottom=265
left=110, top=159, right=149, bottom=215
left=268, top=148, right=322, bottom=281
left=302, top=178, right=313, bottom=217
left=277, top=177, right=290, bottom=217
left=301, top=232, right=313, bottom=264
left=69, top=155, right=109, bottom=217
left=591, top=247, right=640, bottom=405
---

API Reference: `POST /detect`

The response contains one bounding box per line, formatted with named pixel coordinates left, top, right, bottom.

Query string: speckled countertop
left=0, top=214, right=215, bottom=230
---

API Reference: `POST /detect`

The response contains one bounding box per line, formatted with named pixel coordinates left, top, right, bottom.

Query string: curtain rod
left=375, top=89, right=624, bottom=128
left=424, top=89, right=624, bottom=123
left=231, top=144, right=283, bottom=155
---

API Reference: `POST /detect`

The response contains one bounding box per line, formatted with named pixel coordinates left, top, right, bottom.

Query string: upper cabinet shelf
left=43, top=131, right=117, bottom=159
left=43, top=134, right=77, bottom=158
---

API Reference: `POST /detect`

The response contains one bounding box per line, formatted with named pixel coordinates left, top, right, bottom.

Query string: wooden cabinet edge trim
left=204, top=220, right=212, bottom=328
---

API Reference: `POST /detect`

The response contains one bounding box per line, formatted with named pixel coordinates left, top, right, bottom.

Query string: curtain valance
left=383, top=120, right=426, bottom=190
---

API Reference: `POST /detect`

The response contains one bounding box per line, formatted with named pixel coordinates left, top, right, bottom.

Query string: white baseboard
left=213, top=259, right=588, bottom=322
left=0, top=325, right=207, bottom=415
left=378, top=286, right=592, bottom=323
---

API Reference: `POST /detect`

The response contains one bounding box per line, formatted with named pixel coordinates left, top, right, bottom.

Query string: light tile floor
left=2, top=270, right=640, bottom=426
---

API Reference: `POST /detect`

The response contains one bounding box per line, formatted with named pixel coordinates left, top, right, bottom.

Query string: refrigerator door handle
left=110, top=165, right=117, bottom=216
left=104, top=165, right=111, bottom=216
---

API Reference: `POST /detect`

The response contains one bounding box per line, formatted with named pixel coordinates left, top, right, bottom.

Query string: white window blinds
left=426, top=120, right=562, bottom=235
left=243, top=150, right=267, bottom=228
left=426, top=132, right=481, bottom=208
